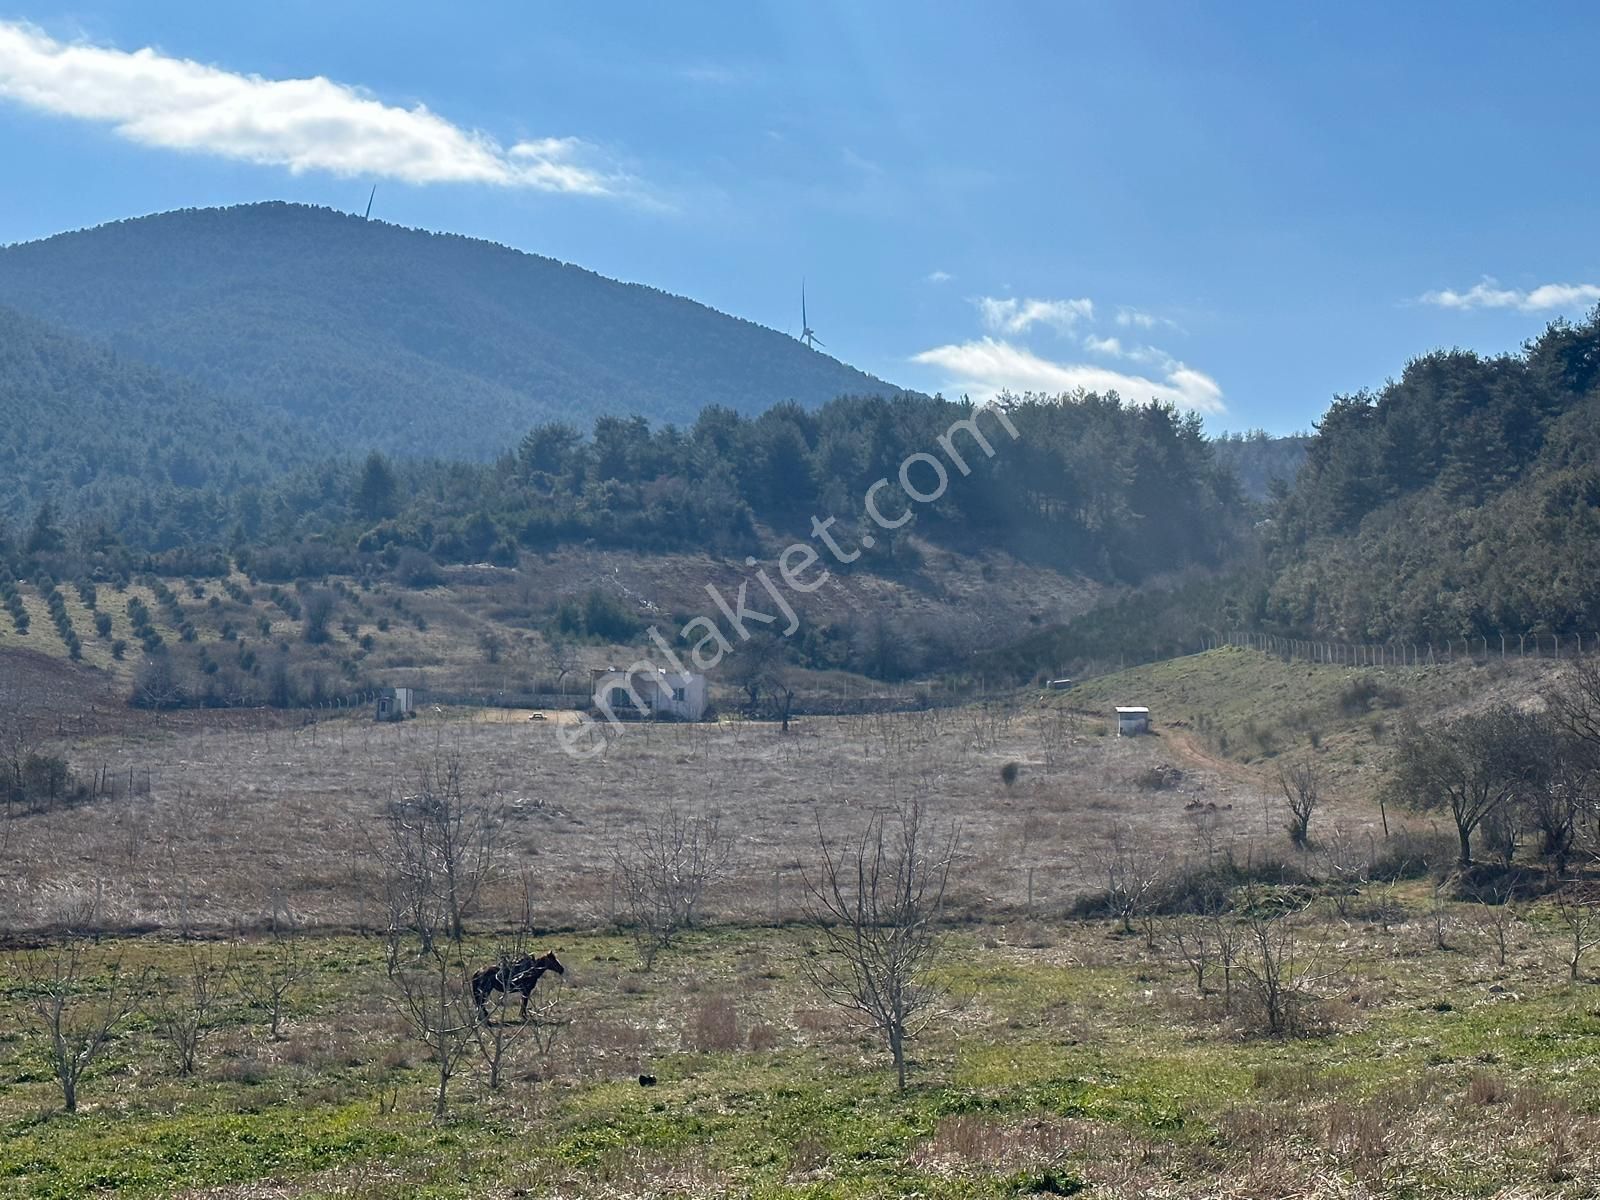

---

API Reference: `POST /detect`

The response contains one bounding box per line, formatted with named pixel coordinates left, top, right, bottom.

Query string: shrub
left=301, top=590, right=336, bottom=644
left=1367, top=830, right=1452, bottom=882
left=566, top=589, right=644, bottom=642
left=1338, top=678, right=1406, bottom=716
left=393, top=548, right=443, bottom=589
left=687, top=995, right=740, bottom=1053
left=1134, top=764, right=1184, bottom=791
left=1069, top=855, right=1314, bottom=920
left=0, top=751, right=90, bottom=813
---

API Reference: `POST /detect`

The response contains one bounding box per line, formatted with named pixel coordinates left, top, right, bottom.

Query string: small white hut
left=375, top=687, right=415, bottom=722
left=1115, top=706, right=1150, bottom=736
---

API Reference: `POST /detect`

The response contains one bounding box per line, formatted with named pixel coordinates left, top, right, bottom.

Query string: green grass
left=5, top=901, right=1600, bottom=1197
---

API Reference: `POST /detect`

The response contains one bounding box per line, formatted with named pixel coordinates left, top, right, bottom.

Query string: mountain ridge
left=0, top=202, right=902, bottom=460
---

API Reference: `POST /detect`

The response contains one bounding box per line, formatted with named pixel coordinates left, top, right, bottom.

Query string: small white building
left=1115, top=706, right=1150, bottom=736
left=375, top=686, right=415, bottom=722
left=591, top=667, right=709, bottom=722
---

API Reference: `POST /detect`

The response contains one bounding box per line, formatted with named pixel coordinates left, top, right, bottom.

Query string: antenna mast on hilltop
left=800, top=280, right=823, bottom=350
left=363, top=185, right=377, bottom=220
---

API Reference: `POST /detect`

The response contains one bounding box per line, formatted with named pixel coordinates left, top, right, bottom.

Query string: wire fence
left=1215, top=629, right=1600, bottom=667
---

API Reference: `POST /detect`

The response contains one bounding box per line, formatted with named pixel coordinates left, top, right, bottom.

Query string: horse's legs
left=519, top=985, right=532, bottom=1022
left=472, top=976, right=497, bottom=1024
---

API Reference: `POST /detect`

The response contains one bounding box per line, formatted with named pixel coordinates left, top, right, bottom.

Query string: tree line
left=2, top=390, right=1249, bottom=592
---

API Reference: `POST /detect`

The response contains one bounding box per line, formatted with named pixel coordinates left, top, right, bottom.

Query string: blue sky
left=1, top=2, right=1597, bottom=433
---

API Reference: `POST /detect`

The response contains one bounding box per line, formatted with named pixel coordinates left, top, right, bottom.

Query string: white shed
left=375, top=687, right=415, bottom=722
left=1115, top=706, right=1150, bottom=736
left=591, top=667, right=709, bottom=722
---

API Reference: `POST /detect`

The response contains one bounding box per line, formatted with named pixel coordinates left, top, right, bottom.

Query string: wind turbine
left=800, top=281, right=823, bottom=350
left=363, top=185, right=377, bottom=220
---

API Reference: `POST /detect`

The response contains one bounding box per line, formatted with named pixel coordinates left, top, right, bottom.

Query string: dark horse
left=471, top=950, right=565, bottom=1021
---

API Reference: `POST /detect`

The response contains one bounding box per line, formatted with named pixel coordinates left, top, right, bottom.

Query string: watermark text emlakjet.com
left=558, top=405, right=1020, bottom=758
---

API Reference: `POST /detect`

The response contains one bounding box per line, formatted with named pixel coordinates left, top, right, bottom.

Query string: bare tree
left=1548, top=657, right=1600, bottom=762
left=1088, top=825, right=1169, bottom=943
left=802, top=800, right=957, bottom=1090
left=132, top=653, right=187, bottom=710
left=1525, top=756, right=1591, bottom=875
left=1209, top=913, right=1245, bottom=1007
left=380, top=747, right=504, bottom=956
left=612, top=801, right=732, bottom=967
left=547, top=640, right=583, bottom=694
left=1551, top=886, right=1600, bottom=983
left=12, top=942, right=139, bottom=1112
left=374, top=748, right=505, bottom=1118
left=1278, top=761, right=1320, bottom=847
left=390, top=947, right=475, bottom=1119
left=728, top=634, right=798, bottom=731
left=1168, top=915, right=1218, bottom=996
left=1318, top=826, right=1373, bottom=920
left=1236, top=889, right=1328, bottom=1037
left=149, top=944, right=231, bottom=1076
left=234, top=924, right=309, bottom=1040
left=1468, top=880, right=1520, bottom=968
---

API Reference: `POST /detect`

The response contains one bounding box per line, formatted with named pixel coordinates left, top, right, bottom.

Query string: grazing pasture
left=4, top=907, right=1600, bottom=1198
left=4, top=647, right=1597, bottom=1198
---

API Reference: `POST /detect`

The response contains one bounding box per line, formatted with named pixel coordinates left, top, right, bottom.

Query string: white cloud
left=976, top=295, right=1093, bottom=335
left=925, top=270, right=953, bottom=284
left=1421, top=277, right=1600, bottom=312
left=912, top=337, right=1224, bottom=414
left=1081, top=334, right=1123, bottom=356
left=0, top=20, right=619, bottom=193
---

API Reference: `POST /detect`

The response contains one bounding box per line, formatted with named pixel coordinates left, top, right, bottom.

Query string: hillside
left=972, top=311, right=1600, bottom=684
left=1265, top=311, right=1600, bottom=640
left=0, top=539, right=1103, bottom=713
left=0, top=305, right=314, bottom=537
left=1055, top=644, right=1569, bottom=803
left=0, top=203, right=899, bottom=460
left=1209, top=429, right=1310, bottom=501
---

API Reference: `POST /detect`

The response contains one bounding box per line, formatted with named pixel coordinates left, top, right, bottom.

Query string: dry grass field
left=5, top=643, right=1595, bottom=1198
left=7, top=644, right=1562, bottom=941
left=4, top=694, right=1300, bottom=938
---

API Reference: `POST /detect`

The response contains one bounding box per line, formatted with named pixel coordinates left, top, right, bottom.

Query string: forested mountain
left=974, top=311, right=1600, bottom=682
left=33, top=196, right=1584, bottom=683
left=1210, top=430, right=1310, bottom=500
left=1264, top=312, right=1600, bottom=640
left=0, top=203, right=896, bottom=460
left=0, top=304, right=313, bottom=527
